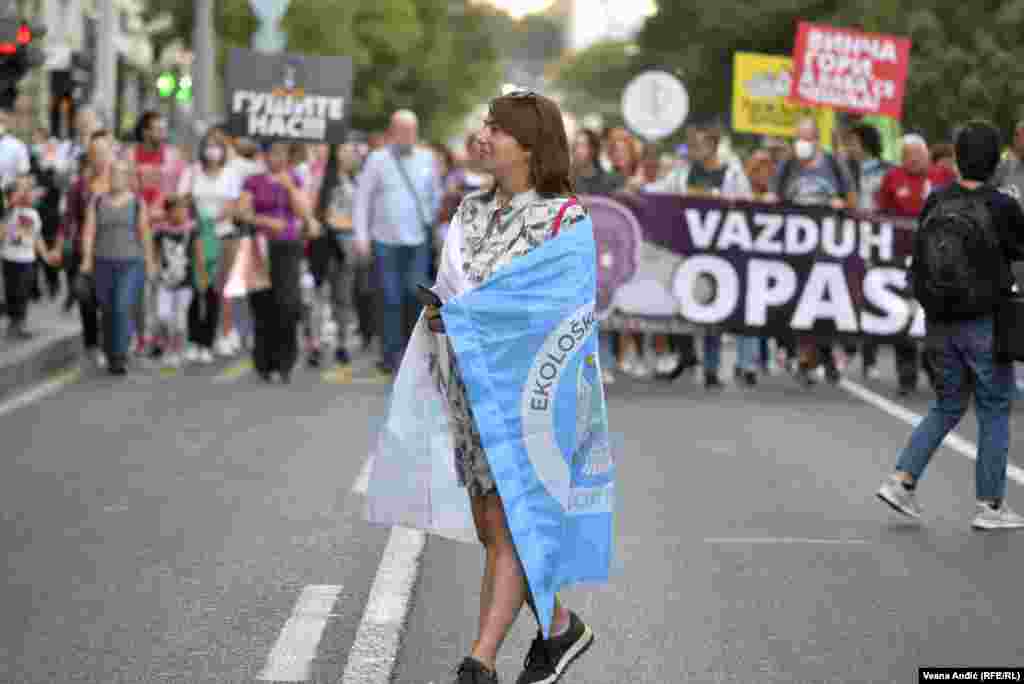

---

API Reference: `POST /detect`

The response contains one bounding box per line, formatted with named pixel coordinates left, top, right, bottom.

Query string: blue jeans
left=703, top=334, right=721, bottom=373
left=895, top=316, right=1013, bottom=500
left=374, top=241, right=432, bottom=368
left=735, top=335, right=761, bottom=372
left=94, top=257, right=145, bottom=360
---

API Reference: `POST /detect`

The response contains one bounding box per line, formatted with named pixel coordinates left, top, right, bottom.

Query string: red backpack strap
left=550, top=197, right=578, bottom=238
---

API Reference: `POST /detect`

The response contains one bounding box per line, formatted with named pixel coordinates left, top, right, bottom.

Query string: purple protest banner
left=578, top=193, right=923, bottom=342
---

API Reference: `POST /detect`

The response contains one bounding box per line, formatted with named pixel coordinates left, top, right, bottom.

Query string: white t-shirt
left=0, top=134, right=30, bottom=189
left=180, top=164, right=244, bottom=238
left=2, top=207, right=42, bottom=263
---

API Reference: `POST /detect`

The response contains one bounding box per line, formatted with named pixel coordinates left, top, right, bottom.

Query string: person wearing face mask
left=178, top=129, right=241, bottom=363
left=352, top=109, right=442, bottom=375
left=769, top=117, right=858, bottom=386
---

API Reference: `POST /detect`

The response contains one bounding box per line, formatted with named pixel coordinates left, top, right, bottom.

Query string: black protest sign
left=225, top=48, right=353, bottom=144
left=585, top=193, right=926, bottom=341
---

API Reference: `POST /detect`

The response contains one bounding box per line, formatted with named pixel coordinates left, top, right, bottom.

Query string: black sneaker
left=824, top=364, right=841, bottom=385
left=795, top=365, right=816, bottom=387
left=742, top=370, right=757, bottom=386
left=704, top=372, right=722, bottom=390
left=516, top=612, right=594, bottom=684
left=335, top=347, right=351, bottom=366
left=455, top=657, right=498, bottom=684
left=307, top=349, right=321, bottom=368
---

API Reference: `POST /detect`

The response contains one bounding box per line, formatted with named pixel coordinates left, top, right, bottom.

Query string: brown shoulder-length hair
left=487, top=93, right=573, bottom=196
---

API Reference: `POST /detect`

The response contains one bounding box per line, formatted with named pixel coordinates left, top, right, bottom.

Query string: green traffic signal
left=157, top=72, right=176, bottom=98
left=176, top=74, right=192, bottom=103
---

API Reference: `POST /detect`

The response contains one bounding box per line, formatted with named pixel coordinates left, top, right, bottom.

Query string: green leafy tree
left=552, top=0, right=1024, bottom=144
left=552, top=40, right=637, bottom=128
left=146, top=0, right=501, bottom=141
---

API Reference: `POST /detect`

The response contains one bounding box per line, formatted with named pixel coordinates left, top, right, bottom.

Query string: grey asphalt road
left=3, top=344, right=1024, bottom=684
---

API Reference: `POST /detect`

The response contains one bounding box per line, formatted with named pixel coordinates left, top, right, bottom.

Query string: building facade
left=21, top=0, right=156, bottom=139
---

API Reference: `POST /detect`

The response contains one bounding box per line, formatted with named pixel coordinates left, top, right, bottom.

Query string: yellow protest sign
left=732, top=52, right=833, bottom=146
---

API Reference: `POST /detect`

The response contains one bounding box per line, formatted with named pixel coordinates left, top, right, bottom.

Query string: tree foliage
left=145, top=0, right=502, bottom=141
left=555, top=0, right=1024, bottom=144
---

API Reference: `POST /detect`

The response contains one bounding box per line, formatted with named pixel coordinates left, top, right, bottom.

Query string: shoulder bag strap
left=390, top=147, right=431, bottom=229
left=551, top=197, right=579, bottom=238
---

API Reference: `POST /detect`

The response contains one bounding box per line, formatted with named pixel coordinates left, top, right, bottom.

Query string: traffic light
left=0, top=18, right=47, bottom=108
left=157, top=70, right=192, bottom=104
left=157, top=71, right=176, bottom=98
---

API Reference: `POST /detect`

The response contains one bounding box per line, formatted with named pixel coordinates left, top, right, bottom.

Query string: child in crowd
left=2, top=174, right=60, bottom=339
left=152, top=195, right=196, bottom=367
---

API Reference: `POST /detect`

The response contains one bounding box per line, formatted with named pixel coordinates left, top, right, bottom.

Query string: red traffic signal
left=16, top=24, right=30, bottom=45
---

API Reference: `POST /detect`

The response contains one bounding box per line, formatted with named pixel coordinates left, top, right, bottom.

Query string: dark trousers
left=3, top=259, right=34, bottom=325
left=188, top=287, right=221, bottom=349
left=249, top=240, right=302, bottom=376
left=354, top=259, right=376, bottom=346
left=68, top=250, right=100, bottom=350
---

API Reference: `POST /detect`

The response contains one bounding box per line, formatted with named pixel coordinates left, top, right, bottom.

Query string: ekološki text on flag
left=365, top=217, right=615, bottom=639
left=582, top=193, right=925, bottom=342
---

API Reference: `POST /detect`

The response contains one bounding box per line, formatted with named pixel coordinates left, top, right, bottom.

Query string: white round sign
left=621, top=71, right=689, bottom=141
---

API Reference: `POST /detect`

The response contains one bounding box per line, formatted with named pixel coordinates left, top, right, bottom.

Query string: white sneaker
left=164, top=353, right=182, bottom=368
left=215, top=337, right=235, bottom=357
left=876, top=475, right=922, bottom=519
left=971, top=502, right=1024, bottom=530
left=602, top=369, right=616, bottom=385
left=93, top=349, right=107, bottom=369
left=198, top=348, right=215, bottom=365
left=184, top=345, right=200, bottom=363
left=655, top=354, right=678, bottom=375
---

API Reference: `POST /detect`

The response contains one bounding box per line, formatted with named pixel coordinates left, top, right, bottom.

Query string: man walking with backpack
left=876, top=120, right=1024, bottom=530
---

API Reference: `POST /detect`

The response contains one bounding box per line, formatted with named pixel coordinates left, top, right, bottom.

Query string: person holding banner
left=769, top=116, right=857, bottom=386
left=644, top=120, right=758, bottom=387
left=367, top=92, right=610, bottom=684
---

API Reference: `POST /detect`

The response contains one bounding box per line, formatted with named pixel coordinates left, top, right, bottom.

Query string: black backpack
left=911, top=193, right=1004, bottom=319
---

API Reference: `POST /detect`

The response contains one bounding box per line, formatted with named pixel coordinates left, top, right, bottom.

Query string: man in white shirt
left=0, top=109, right=30, bottom=197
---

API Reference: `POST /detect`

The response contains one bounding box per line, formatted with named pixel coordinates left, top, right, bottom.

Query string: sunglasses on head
left=493, top=90, right=545, bottom=142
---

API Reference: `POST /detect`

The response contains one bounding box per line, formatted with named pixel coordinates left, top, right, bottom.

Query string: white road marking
left=0, top=367, right=80, bottom=418
left=352, top=454, right=374, bottom=495
left=840, top=378, right=1024, bottom=486
left=258, top=584, right=343, bottom=682
left=340, top=526, right=427, bottom=684
left=705, top=537, right=870, bottom=545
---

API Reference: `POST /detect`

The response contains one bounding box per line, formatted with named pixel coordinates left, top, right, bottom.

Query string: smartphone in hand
left=416, top=283, right=443, bottom=309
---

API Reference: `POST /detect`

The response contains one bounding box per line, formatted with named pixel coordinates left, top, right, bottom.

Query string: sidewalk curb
left=0, top=329, right=84, bottom=402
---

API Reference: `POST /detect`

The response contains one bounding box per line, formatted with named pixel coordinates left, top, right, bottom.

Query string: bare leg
left=469, top=493, right=529, bottom=671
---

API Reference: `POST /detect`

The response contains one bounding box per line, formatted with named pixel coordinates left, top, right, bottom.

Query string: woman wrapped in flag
left=366, top=92, right=615, bottom=684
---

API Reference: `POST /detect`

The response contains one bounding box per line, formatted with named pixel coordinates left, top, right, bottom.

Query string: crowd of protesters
left=2, top=102, right=1021, bottom=397
left=570, top=115, right=983, bottom=396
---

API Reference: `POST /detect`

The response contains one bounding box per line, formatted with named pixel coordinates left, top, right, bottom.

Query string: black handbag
left=994, top=288, right=1024, bottom=363
left=72, top=271, right=94, bottom=303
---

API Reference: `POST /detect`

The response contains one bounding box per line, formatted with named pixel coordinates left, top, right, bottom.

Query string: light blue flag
left=441, top=218, right=615, bottom=637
